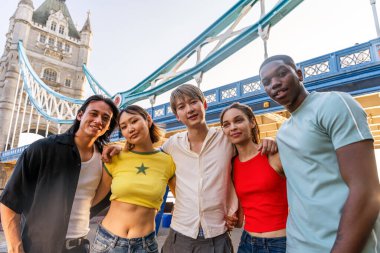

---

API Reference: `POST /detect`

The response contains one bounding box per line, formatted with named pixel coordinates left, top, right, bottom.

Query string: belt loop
left=111, top=235, right=118, bottom=248
left=172, top=229, right=177, bottom=244
left=142, top=235, right=146, bottom=249
left=209, top=236, right=215, bottom=247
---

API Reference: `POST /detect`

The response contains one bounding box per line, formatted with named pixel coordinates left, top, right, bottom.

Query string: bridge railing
left=300, top=38, right=380, bottom=82
left=2, top=38, right=380, bottom=162
left=0, top=145, right=28, bottom=163
left=148, top=37, right=380, bottom=122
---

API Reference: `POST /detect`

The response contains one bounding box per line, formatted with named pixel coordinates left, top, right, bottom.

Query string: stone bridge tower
left=0, top=0, right=92, bottom=151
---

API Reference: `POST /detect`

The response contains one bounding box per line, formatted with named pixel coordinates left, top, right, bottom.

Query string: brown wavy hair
left=220, top=102, right=260, bottom=144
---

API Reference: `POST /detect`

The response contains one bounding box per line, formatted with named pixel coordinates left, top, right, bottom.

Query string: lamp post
left=370, top=0, right=380, bottom=37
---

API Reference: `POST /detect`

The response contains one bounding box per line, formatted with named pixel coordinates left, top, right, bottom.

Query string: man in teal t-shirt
left=259, top=54, right=380, bottom=253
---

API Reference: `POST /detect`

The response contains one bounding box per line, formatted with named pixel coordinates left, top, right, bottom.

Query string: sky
left=1, top=0, right=379, bottom=98
left=1, top=0, right=380, bottom=169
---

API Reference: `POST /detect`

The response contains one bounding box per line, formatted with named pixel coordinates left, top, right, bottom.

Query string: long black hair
left=68, top=95, right=119, bottom=148
left=119, top=105, right=163, bottom=150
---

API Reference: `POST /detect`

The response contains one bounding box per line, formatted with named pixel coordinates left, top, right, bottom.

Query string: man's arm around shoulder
left=0, top=204, right=24, bottom=253
left=331, top=140, right=380, bottom=253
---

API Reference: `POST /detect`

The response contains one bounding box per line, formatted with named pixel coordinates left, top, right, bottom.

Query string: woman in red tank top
left=220, top=102, right=288, bottom=253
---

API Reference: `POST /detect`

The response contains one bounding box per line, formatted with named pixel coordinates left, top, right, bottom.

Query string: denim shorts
left=237, top=230, right=286, bottom=253
left=90, top=224, right=158, bottom=253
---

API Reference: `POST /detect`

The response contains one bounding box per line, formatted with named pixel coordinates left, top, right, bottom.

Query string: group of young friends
left=0, top=55, right=379, bottom=253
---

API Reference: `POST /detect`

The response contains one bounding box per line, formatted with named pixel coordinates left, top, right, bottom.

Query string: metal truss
left=112, top=0, right=304, bottom=107
left=18, top=41, right=84, bottom=124
left=82, top=64, right=112, bottom=97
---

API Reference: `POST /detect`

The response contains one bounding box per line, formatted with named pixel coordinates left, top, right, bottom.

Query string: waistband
left=170, top=228, right=230, bottom=243
left=241, top=230, right=286, bottom=245
left=97, top=223, right=156, bottom=247
left=63, top=236, right=89, bottom=250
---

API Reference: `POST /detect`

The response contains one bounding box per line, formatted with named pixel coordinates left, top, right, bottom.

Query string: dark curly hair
left=68, top=95, right=119, bottom=149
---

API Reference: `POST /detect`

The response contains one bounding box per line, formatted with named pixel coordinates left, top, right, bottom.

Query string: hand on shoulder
left=101, top=144, right=122, bottom=163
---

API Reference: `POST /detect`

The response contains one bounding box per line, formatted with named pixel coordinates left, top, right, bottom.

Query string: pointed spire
left=33, top=0, right=80, bottom=39
left=81, top=10, right=92, bottom=33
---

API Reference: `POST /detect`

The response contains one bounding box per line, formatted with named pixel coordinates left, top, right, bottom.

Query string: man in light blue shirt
left=259, top=55, right=380, bottom=253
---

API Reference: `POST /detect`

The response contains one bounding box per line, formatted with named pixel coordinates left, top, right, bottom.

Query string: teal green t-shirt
left=277, top=91, right=377, bottom=253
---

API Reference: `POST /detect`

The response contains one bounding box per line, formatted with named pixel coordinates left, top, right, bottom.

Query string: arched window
left=65, top=44, right=71, bottom=52
left=43, top=68, right=57, bottom=82
left=48, top=37, right=55, bottom=46
left=65, top=79, right=71, bottom=87
left=59, top=25, right=65, bottom=35
left=39, top=34, right=46, bottom=43
left=51, top=22, right=57, bottom=31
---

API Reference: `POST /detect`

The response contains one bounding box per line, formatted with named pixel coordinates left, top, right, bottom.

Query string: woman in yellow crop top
left=91, top=105, right=176, bottom=253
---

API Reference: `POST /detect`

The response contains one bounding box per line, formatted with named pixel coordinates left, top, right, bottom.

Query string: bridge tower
left=0, top=0, right=92, bottom=151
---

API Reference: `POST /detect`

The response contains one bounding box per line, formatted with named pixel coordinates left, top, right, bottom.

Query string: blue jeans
left=237, top=230, right=286, bottom=253
left=90, top=224, right=158, bottom=253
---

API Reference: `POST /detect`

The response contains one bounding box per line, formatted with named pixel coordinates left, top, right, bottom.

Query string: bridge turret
left=79, top=11, right=92, bottom=65
left=12, top=0, right=34, bottom=44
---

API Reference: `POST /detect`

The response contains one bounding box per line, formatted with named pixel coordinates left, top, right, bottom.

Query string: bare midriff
left=101, top=200, right=156, bottom=238
left=248, top=228, right=286, bottom=238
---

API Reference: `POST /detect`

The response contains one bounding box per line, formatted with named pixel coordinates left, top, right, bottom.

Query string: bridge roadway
left=1, top=37, right=380, bottom=163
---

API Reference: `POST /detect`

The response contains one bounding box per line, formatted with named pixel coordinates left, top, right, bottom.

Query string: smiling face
left=221, top=108, right=256, bottom=146
left=174, top=95, right=207, bottom=129
left=260, top=60, right=307, bottom=113
left=76, top=100, right=113, bottom=140
left=119, top=111, right=152, bottom=147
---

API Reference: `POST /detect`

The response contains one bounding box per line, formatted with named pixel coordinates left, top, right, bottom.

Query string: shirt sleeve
left=168, top=156, right=176, bottom=179
left=104, top=161, right=115, bottom=177
left=0, top=141, right=42, bottom=213
left=161, top=135, right=173, bottom=154
left=319, top=92, right=373, bottom=150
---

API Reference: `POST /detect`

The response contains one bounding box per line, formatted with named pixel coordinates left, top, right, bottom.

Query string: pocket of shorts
left=90, top=234, right=111, bottom=253
left=144, top=237, right=158, bottom=253
left=268, top=237, right=286, bottom=252
left=224, top=234, right=233, bottom=253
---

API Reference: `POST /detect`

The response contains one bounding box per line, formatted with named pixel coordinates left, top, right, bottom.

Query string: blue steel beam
left=3, top=38, right=380, bottom=162
left=82, top=64, right=112, bottom=97
left=148, top=38, right=380, bottom=131
left=18, top=41, right=84, bottom=124
left=116, top=0, right=304, bottom=107
left=122, top=0, right=258, bottom=97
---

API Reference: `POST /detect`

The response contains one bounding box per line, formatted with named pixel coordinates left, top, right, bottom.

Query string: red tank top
left=233, top=153, right=288, bottom=232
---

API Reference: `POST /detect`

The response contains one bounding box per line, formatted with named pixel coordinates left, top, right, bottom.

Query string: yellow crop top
left=104, top=150, right=175, bottom=210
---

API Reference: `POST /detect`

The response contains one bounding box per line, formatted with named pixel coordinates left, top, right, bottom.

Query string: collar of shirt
left=163, top=127, right=238, bottom=239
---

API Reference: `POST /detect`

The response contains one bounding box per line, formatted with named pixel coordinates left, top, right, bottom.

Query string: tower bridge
left=0, top=0, right=380, bottom=189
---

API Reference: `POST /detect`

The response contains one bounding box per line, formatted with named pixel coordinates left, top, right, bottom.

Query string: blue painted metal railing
left=2, top=38, right=380, bottom=162
left=18, top=41, right=84, bottom=124
left=114, top=0, right=304, bottom=107
left=82, top=64, right=112, bottom=97
left=147, top=37, right=380, bottom=130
